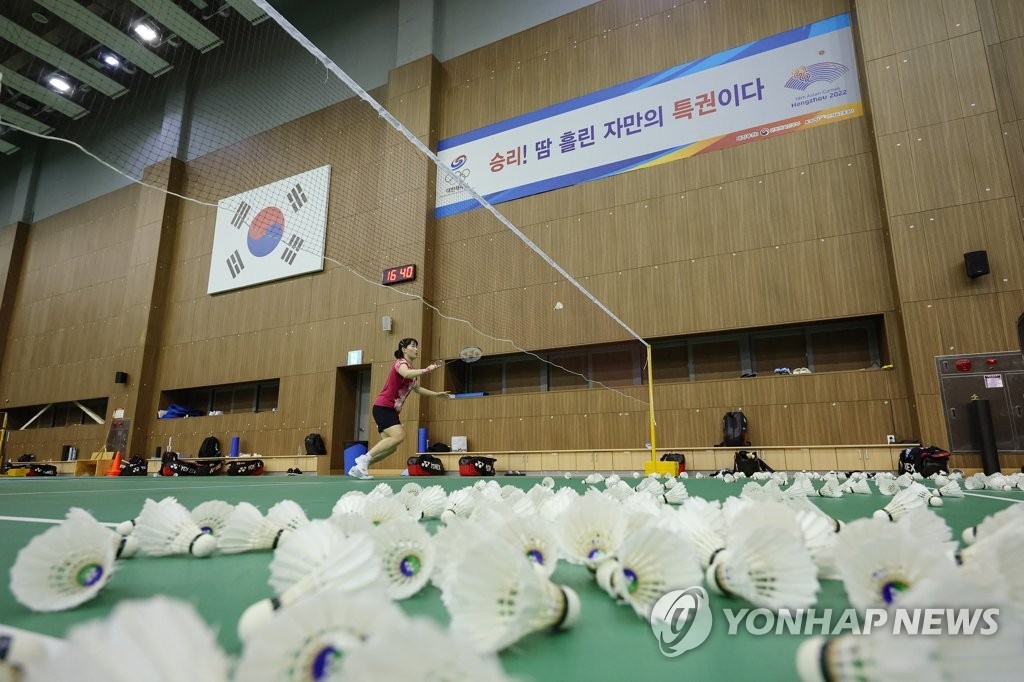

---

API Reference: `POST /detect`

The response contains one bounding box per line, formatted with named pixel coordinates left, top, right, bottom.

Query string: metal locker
left=936, top=352, right=1023, bottom=453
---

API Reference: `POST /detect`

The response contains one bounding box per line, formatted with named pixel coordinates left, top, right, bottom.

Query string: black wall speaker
left=964, top=250, right=990, bottom=279
left=114, top=371, right=128, bottom=384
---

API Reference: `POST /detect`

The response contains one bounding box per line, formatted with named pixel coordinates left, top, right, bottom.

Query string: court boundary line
left=962, top=491, right=1023, bottom=504
left=0, top=514, right=118, bottom=526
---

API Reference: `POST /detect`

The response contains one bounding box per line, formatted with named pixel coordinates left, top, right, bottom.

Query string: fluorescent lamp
left=133, top=22, right=159, bottom=43
left=47, top=75, right=72, bottom=93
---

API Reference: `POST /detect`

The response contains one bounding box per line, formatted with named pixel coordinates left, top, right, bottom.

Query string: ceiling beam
left=0, top=138, right=19, bottom=155
left=129, top=0, right=223, bottom=53
left=0, top=103, right=54, bottom=134
left=222, top=0, right=269, bottom=25
left=0, top=15, right=127, bottom=99
left=34, top=0, right=172, bottom=77
left=0, top=65, right=87, bottom=119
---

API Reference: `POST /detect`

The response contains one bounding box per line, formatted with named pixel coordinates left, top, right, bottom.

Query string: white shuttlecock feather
left=10, top=511, right=117, bottom=612
left=556, top=491, right=628, bottom=568
left=338, top=613, right=511, bottom=682
left=234, top=589, right=405, bottom=682
left=22, top=596, right=230, bottom=682
left=266, top=500, right=310, bottom=530
left=418, top=485, right=448, bottom=519
left=442, top=536, right=580, bottom=653
left=706, top=504, right=819, bottom=609
left=834, top=518, right=956, bottom=610
left=595, top=526, right=702, bottom=620
left=371, top=518, right=435, bottom=599
left=872, top=483, right=929, bottom=521
left=134, top=497, right=216, bottom=558
left=189, top=500, right=235, bottom=535
left=240, top=522, right=387, bottom=642
left=218, top=502, right=288, bottom=554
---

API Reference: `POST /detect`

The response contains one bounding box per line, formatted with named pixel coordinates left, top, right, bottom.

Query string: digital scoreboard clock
left=382, top=264, right=416, bottom=285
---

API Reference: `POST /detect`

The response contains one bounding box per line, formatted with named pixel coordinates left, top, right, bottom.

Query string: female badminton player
left=348, top=338, right=451, bottom=479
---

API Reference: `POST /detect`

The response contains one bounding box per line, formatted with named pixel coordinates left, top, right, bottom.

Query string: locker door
left=1006, top=372, right=1024, bottom=452
left=940, top=375, right=1015, bottom=452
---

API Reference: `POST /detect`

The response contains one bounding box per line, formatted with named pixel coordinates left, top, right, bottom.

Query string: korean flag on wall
left=207, top=165, right=330, bottom=294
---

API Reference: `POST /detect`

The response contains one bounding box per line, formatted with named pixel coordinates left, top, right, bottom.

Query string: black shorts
left=372, top=405, right=401, bottom=433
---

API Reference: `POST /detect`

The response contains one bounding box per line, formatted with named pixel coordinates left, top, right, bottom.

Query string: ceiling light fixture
left=133, top=22, right=159, bottom=44
left=47, top=74, right=73, bottom=94
left=101, top=53, right=121, bottom=68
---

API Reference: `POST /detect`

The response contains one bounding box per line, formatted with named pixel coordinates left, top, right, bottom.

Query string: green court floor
left=0, top=475, right=1019, bottom=680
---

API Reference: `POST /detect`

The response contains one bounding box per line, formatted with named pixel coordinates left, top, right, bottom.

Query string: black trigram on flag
left=286, top=184, right=307, bottom=212
left=281, top=234, right=304, bottom=266
left=230, top=201, right=251, bottom=228
left=226, top=250, right=245, bottom=278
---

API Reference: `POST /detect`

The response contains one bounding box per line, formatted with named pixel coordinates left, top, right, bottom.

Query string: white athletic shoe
left=348, top=465, right=373, bottom=480
left=355, top=454, right=370, bottom=469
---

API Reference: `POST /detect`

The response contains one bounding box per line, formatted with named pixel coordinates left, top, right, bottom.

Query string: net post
left=646, top=344, right=657, bottom=462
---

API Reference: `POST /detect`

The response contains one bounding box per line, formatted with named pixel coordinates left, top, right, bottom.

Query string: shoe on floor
left=348, top=465, right=373, bottom=479
left=355, top=454, right=370, bottom=469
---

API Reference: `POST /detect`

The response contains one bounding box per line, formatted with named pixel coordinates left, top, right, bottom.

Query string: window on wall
left=162, top=379, right=280, bottom=416
left=447, top=316, right=884, bottom=395
left=6, top=398, right=108, bottom=430
left=751, top=332, right=807, bottom=375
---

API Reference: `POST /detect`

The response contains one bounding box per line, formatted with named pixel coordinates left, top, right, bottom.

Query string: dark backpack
left=198, top=436, right=221, bottom=458
left=459, top=456, right=496, bottom=476
left=304, top=433, right=327, bottom=456
left=899, top=446, right=949, bottom=477
left=733, top=450, right=773, bottom=476
left=660, top=452, right=686, bottom=473
left=719, top=412, right=749, bottom=447
left=428, top=442, right=451, bottom=453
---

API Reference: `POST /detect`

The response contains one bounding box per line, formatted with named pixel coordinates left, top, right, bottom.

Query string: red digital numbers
left=382, top=264, right=416, bottom=285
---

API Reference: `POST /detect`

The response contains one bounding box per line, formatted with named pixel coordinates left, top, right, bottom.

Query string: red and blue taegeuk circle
left=247, top=207, right=285, bottom=257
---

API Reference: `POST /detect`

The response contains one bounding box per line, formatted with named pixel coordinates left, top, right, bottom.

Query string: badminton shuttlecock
left=266, top=500, right=310, bottom=530
left=836, top=518, right=956, bottom=610
left=955, top=525, right=1024, bottom=612
left=64, top=507, right=137, bottom=559
left=10, top=511, right=116, bottom=612
left=363, top=495, right=410, bottom=525
left=557, top=491, right=628, bottom=567
left=234, top=589, right=404, bottom=682
left=240, top=522, right=386, bottom=641
left=817, top=479, right=844, bottom=498
left=134, top=497, right=216, bottom=557
left=189, top=500, right=234, bottom=535
left=553, top=301, right=564, bottom=310
left=442, top=536, right=580, bottom=653
left=418, top=485, right=448, bottom=519
left=584, top=473, right=604, bottom=486
left=595, top=526, right=701, bottom=619
left=218, top=502, right=289, bottom=554
left=372, top=518, right=435, bottom=599
left=23, top=597, right=229, bottom=681
left=339, top=613, right=511, bottom=682
left=400, top=482, right=423, bottom=495
left=706, top=503, right=818, bottom=609
left=872, top=483, right=929, bottom=521
left=0, top=625, right=64, bottom=672
left=440, top=488, right=478, bottom=525
left=934, top=480, right=963, bottom=498
left=962, top=503, right=1024, bottom=545
left=331, top=491, right=367, bottom=517
left=661, top=483, right=689, bottom=504
left=875, top=477, right=900, bottom=496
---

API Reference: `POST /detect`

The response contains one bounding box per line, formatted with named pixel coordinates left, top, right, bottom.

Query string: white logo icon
left=650, top=586, right=713, bottom=657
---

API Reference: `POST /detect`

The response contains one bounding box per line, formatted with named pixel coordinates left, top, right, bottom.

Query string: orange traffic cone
left=106, top=451, right=122, bottom=477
